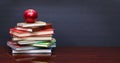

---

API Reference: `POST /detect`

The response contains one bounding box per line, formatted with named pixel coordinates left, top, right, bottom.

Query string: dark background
left=0, top=0, right=120, bottom=46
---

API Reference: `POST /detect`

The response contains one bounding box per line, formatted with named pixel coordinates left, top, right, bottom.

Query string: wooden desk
left=0, top=47, right=120, bottom=63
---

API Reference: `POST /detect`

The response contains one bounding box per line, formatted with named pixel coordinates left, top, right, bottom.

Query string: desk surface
left=0, top=47, right=120, bottom=63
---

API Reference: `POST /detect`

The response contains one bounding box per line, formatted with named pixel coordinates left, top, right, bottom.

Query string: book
left=17, top=21, right=47, bottom=27
left=12, top=49, right=51, bottom=54
left=17, top=40, right=49, bottom=45
left=12, top=34, right=52, bottom=38
left=7, top=41, right=38, bottom=50
left=31, top=42, right=52, bottom=47
left=15, top=26, right=40, bottom=32
left=7, top=41, right=56, bottom=50
left=12, top=37, right=53, bottom=41
left=10, top=28, right=54, bottom=37
left=15, top=23, right=52, bottom=32
left=17, top=38, right=56, bottom=45
left=31, top=38, right=56, bottom=47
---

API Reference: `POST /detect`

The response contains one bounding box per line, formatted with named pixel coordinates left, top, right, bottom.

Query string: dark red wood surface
left=0, top=47, right=120, bottom=63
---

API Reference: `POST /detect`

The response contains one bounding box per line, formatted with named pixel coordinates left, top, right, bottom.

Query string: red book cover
left=10, top=28, right=54, bottom=37
left=7, top=41, right=38, bottom=50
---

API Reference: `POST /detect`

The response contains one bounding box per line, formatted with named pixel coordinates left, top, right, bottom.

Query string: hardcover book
left=12, top=49, right=51, bottom=54
left=17, top=21, right=47, bottom=27
left=10, top=28, right=54, bottom=37
left=17, top=38, right=56, bottom=45
left=15, top=23, right=52, bottom=32
left=12, top=37, right=53, bottom=41
left=7, top=41, right=56, bottom=50
left=7, top=41, right=37, bottom=50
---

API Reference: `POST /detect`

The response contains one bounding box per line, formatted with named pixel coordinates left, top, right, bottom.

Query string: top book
left=17, top=21, right=47, bottom=27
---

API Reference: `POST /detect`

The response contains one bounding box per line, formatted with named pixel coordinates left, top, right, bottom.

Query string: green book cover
left=32, top=38, right=56, bottom=47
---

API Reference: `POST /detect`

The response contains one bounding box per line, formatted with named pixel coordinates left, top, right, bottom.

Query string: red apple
left=24, top=9, right=38, bottom=23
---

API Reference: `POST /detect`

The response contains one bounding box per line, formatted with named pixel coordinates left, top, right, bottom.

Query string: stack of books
left=7, top=21, right=56, bottom=54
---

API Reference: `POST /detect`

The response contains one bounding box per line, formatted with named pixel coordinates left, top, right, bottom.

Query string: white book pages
left=12, top=49, right=51, bottom=54
left=12, top=37, right=52, bottom=41
left=17, top=21, right=47, bottom=27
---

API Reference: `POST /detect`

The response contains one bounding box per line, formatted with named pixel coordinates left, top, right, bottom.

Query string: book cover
left=7, top=41, right=56, bottom=50
left=7, top=41, right=38, bottom=50
left=31, top=38, right=56, bottom=47
left=17, top=21, right=47, bottom=27
left=17, top=38, right=56, bottom=45
left=10, top=28, right=54, bottom=37
left=15, top=23, right=52, bottom=32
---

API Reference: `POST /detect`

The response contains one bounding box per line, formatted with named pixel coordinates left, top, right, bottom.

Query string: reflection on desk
left=1, top=47, right=120, bottom=63
left=12, top=54, right=56, bottom=63
left=0, top=46, right=56, bottom=63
